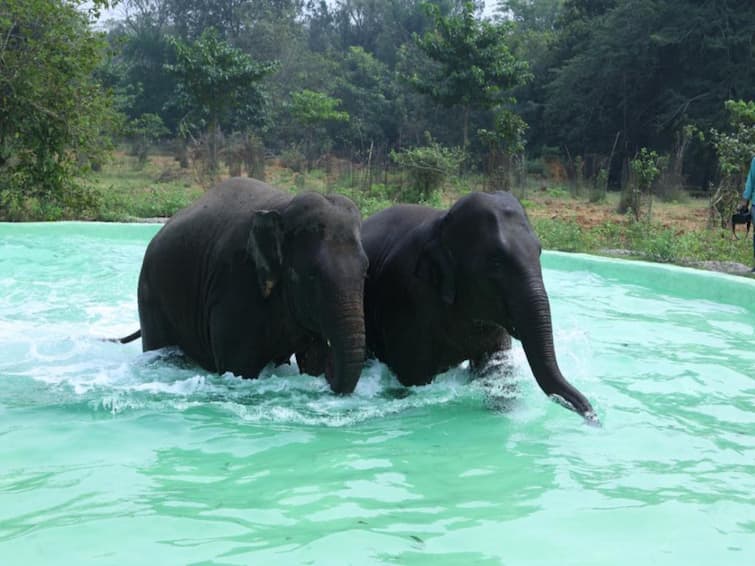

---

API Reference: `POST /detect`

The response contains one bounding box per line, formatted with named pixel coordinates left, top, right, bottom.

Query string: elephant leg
left=385, top=332, right=436, bottom=387
left=296, top=338, right=329, bottom=376
left=469, top=326, right=519, bottom=411
left=469, top=325, right=512, bottom=375
left=207, top=300, right=268, bottom=378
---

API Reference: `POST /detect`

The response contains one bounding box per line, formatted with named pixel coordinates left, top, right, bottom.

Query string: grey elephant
left=116, top=177, right=369, bottom=393
left=362, top=191, right=598, bottom=422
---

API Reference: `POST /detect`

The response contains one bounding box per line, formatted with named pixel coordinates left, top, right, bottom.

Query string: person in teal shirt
left=739, top=156, right=755, bottom=271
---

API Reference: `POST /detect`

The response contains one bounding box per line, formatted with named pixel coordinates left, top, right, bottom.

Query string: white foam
left=5, top=323, right=536, bottom=427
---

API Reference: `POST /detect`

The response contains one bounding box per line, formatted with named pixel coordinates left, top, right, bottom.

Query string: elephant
left=362, top=191, right=598, bottom=422
left=116, top=177, right=369, bottom=394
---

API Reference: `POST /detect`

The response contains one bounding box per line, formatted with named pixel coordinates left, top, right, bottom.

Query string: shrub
left=390, top=136, right=464, bottom=203
left=532, top=218, right=584, bottom=252
left=280, top=145, right=306, bottom=173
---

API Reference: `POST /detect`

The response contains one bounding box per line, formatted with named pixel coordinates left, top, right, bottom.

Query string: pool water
left=1, top=222, right=754, bottom=565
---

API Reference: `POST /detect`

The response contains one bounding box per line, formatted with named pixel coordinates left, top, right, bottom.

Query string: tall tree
left=103, top=5, right=180, bottom=130
left=0, top=0, right=118, bottom=218
left=290, top=89, right=349, bottom=167
left=165, top=28, right=278, bottom=175
left=410, top=1, right=530, bottom=150
left=538, top=0, right=755, bottom=186
left=333, top=46, right=397, bottom=154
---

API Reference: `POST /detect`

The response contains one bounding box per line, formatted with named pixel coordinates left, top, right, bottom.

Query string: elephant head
left=247, top=192, right=368, bottom=394
left=415, top=191, right=596, bottom=421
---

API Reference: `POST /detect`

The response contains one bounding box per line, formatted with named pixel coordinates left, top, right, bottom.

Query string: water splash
left=5, top=324, right=535, bottom=426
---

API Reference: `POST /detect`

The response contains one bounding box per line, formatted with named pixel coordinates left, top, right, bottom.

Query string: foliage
left=289, top=89, right=349, bottom=167
left=101, top=4, right=181, bottom=130
left=165, top=28, right=278, bottom=176
left=86, top=151, right=203, bottom=220
left=490, top=0, right=755, bottom=195
left=724, top=99, right=755, bottom=127
left=4, top=0, right=755, bottom=221
left=125, top=113, right=169, bottom=166
left=390, top=135, right=464, bottom=202
left=708, top=99, right=755, bottom=227
left=631, top=148, right=663, bottom=190
left=478, top=106, right=528, bottom=190
left=618, top=147, right=664, bottom=221
left=532, top=218, right=587, bottom=252
left=95, top=0, right=753, bottom=194
left=411, top=1, right=531, bottom=149
left=710, top=100, right=755, bottom=178
left=0, top=0, right=119, bottom=220
left=532, top=215, right=751, bottom=267
left=478, top=107, right=528, bottom=155
left=290, top=89, right=350, bottom=127
left=332, top=46, right=397, bottom=155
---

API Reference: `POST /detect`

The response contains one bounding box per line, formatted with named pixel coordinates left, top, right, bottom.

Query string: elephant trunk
left=322, top=292, right=366, bottom=395
left=510, top=277, right=597, bottom=423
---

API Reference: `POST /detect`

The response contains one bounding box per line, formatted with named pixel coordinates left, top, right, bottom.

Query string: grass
left=13, top=151, right=754, bottom=275
left=533, top=215, right=754, bottom=267
left=87, top=153, right=203, bottom=220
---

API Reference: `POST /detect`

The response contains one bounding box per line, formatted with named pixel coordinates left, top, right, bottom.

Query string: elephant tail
left=102, top=329, right=142, bottom=344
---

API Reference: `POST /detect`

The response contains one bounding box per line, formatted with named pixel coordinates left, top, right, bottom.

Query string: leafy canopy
left=0, top=0, right=119, bottom=219
left=412, top=2, right=530, bottom=111
left=290, top=90, right=350, bottom=127
left=165, top=28, right=278, bottom=135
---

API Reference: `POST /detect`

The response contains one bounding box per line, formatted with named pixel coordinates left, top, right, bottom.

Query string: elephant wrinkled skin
left=362, top=191, right=598, bottom=422
left=127, top=177, right=369, bottom=394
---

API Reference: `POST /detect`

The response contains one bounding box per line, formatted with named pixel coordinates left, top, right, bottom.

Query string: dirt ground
left=524, top=187, right=712, bottom=233
left=523, top=187, right=755, bottom=275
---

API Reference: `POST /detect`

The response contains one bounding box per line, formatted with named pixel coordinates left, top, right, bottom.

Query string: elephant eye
left=489, top=254, right=506, bottom=266
left=489, top=255, right=509, bottom=272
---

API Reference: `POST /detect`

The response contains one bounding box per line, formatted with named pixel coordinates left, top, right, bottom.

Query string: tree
left=619, top=147, right=664, bottom=221
left=478, top=106, right=528, bottom=191
left=104, top=3, right=181, bottom=131
left=708, top=100, right=755, bottom=228
left=536, top=0, right=754, bottom=187
left=495, top=0, right=564, bottom=153
left=390, top=133, right=464, bottom=202
left=410, top=1, right=530, bottom=150
left=125, top=113, right=169, bottom=166
left=333, top=46, right=397, bottom=155
left=0, top=0, right=119, bottom=219
left=165, top=28, right=278, bottom=177
left=289, top=89, right=350, bottom=168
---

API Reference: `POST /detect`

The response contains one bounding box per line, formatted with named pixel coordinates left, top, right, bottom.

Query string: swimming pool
left=1, top=222, right=753, bottom=564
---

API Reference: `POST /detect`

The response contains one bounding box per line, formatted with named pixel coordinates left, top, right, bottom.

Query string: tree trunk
left=462, top=105, right=470, bottom=153
left=208, top=118, right=219, bottom=175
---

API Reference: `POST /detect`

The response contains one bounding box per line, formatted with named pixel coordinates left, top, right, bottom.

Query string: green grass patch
left=87, top=154, right=202, bottom=221
left=9, top=152, right=752, bottom=275
left=532, top=216, right=753, bottom=267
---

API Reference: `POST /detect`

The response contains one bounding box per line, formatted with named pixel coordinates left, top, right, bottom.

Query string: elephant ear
left=414, top=220, right=455, bottom=305
left=247, top=210, right=284, bottom=299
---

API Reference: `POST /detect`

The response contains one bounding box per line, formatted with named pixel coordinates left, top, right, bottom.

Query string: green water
left=1, top=223, right=754, bottom=565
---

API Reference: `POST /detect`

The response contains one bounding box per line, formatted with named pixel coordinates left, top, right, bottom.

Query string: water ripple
left=2, top=223, right=755, bottom=564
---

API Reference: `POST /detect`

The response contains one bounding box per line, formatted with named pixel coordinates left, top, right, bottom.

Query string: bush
left=280, top=145, right=306, bottom=173
left=532, top=218, right=585, bottom=252
left=390, top=136, right=464, bottom=203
